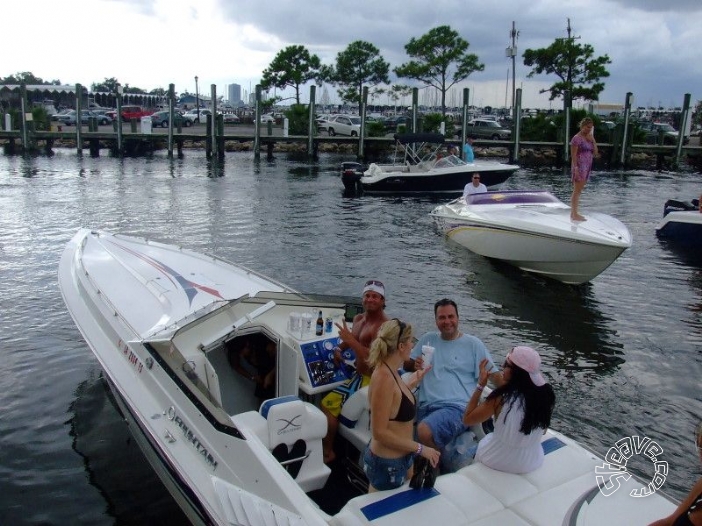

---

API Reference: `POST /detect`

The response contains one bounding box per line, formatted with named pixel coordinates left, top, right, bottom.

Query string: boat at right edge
left=430, top=190, right=632, bottom=285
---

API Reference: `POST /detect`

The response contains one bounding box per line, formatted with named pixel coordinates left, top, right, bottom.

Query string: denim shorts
left=416, top=403, right=467, bottom=450
left=362, top=445, right=414, bottom=491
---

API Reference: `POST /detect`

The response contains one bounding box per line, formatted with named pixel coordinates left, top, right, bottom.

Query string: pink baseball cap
left=508, top=346, right=546, bottom=387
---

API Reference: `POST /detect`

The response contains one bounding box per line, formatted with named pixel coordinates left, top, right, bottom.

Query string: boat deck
left=330, top=431, right=675, bottom=526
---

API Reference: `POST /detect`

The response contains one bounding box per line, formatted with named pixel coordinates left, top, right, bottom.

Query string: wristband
left=476, top=384, right=485, bottom=392
left=416, top=442, right=423, bottom=456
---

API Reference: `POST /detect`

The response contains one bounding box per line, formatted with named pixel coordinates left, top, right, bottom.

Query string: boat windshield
left=467, top=191, right=562, bottom=206
left=433, top=155, right=467, bottom=168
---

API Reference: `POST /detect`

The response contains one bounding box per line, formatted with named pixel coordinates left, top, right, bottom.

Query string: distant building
left=588, top=102, right=624, bottom=118
left=227, top=83, right=241, bottom=105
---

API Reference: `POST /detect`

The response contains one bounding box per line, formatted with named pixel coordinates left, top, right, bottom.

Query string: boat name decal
left=167, top=407, right=219, bottom=470
left=276, top=416, right=302, bottom=436
left=118, top=339, right=143, bottom=374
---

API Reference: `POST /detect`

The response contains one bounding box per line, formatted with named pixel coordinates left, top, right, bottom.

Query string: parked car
left=149, top=111, right=192, bottom=128
left=56, top=110, right=111, bottom=126
left=222, top=113, right=239, bottom=123
left=325, top=114, right=362, bottom=137
left=382, top=115, right=411, bottom=131
left=259, top=113, right=275, bottom=123
left=120, top=105, right=152, bottom=122
left=316, top=114, right=336, bottom=132
left=641, top=122, right=687, bottom=145
left=182, top=109, right=211, bottom=124
left=51, top=109, right=72, bottom=122
left=92, top=111, right=113, bottom=125
left=457, top=119, right=511, bottom=140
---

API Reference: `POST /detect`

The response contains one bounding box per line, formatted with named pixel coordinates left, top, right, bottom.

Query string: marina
left=0, top=150, right=701, bottom=525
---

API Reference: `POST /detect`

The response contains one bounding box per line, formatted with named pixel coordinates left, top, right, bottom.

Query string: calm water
left=0, top=148, right=700, bottom=525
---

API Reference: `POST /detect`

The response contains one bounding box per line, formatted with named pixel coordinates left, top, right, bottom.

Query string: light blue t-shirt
left=411, top=332, right=496, bottom=408
left=463, top=143, right=475, bottom=163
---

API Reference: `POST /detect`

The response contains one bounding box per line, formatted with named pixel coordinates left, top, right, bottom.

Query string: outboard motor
left=340, top=162, right=364, bottom=194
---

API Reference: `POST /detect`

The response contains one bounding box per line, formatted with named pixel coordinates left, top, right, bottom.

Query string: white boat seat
left=338, top=386, right=371, bottom=452
left=254, top=396, right=330, bottom=492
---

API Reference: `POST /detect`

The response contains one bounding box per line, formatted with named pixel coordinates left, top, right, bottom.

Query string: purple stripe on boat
left=467, top=190, right=561, bottom=205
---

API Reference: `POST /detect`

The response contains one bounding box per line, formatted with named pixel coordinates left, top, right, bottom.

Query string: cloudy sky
left=4, top=0, right=701, bottom=109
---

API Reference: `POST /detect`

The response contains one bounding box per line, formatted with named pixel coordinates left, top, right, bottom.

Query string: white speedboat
left=430, top=190, right=632, bottom=284
left=59, top=229, right=672, bottom=525
left=341, top=133, right=518, bottom=195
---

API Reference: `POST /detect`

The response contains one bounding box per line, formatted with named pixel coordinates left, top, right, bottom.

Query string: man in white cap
left=322, top=279, right=389, bottom=463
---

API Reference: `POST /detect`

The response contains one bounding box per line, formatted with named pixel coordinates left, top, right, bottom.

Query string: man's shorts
left=416, top=402, right=467, bottom=450
left=363, top=445, right=414, bottom=491
left=321, top=372, right=370, bottom=417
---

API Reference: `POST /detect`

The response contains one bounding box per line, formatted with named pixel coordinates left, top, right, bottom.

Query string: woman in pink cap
left=462, top=346, right=555, bottom=474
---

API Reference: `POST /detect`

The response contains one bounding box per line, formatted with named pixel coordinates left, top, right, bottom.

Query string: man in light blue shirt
left=406, top=298, right=502, bottom=450
left=463, top=136, right=475, bottom=163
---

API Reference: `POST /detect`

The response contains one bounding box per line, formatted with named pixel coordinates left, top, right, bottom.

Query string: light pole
left=194, top=75, right=200, bottom=122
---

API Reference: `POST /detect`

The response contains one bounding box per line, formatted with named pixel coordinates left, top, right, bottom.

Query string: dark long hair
left=487, top=365, right=555, bottom=434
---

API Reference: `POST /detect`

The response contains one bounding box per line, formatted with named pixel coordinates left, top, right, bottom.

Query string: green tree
left=149, top=87, right=168, bottom=97
left=320, top=41, right=390, bottom=106
left=394, top=26, right=484, bottom=117
left=261, top=45, right=321, bottom=105
left=0, top=72, right=61, bottom=85
left=91, top=78, right=120, bottom=92
left=522, top=21, right=611, bottom=102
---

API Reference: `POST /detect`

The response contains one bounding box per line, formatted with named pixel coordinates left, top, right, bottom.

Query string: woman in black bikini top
left=384, top=362, right=416, bottom=422
left=363, top=319, right=440, bottom=492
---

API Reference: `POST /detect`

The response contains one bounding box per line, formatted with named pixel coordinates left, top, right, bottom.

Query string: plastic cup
left=421, top=345, right=435, bottom=368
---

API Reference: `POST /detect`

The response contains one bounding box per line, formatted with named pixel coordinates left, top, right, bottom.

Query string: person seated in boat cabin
left=447, top=144, right=458, bottom=157
left=649, top=420, right=702, bottom=526
left=227, top=334, right=276, bottom=401
left=463, top=173, right=487, bottom=200
left=321, top=279, right=389, bottom=464
left=462, top=346, right=555, bottom=474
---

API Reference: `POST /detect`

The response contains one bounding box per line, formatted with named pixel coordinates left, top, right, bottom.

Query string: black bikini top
left=385, top=363, right=417, bottom=422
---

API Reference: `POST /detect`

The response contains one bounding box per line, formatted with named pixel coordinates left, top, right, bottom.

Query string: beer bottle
left=315, top=310, right=324, bottom=336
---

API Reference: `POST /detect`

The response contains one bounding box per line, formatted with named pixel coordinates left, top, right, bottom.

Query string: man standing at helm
left=321, top=279, right=389, bottom=463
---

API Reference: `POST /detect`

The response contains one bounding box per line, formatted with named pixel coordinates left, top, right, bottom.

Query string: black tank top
left=385, top=363, right=417, bottom=422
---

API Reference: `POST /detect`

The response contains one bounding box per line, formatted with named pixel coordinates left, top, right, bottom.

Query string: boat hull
left=360, top=163, right=516, bottom=195
left=443, top=221, right=628, bottom=284
left=431, top=192, right=632, bottom=284
left=655, top=210, right=702, bottom=264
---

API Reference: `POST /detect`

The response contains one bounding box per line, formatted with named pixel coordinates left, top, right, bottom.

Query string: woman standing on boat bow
left=570, top=117, right=599, bottom=222
left=363, top=319, right=440, bottom=492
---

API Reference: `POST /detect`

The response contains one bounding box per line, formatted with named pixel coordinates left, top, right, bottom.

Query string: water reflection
left=69, top=374, right=190, bottom=525
left=441, top=240, right=624, bottom=373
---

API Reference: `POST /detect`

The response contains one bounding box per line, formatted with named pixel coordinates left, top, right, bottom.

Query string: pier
left=1, top=83, right=700, bottom=171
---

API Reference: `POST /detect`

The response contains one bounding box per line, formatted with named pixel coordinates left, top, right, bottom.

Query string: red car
left=120, top=105, right=152, bottom=122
